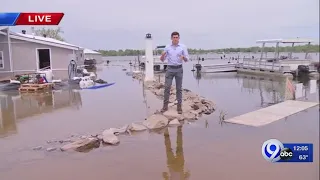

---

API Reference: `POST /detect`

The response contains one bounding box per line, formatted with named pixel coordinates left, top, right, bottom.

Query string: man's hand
left=160, top=51, right=166, bottom=62
left=180, top=55, right=187, bottom=62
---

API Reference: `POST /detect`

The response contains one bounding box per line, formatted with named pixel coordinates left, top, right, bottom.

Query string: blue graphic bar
left=0, top=13, right=20, bottom=26
left=277, top=143, right=313, bottom=163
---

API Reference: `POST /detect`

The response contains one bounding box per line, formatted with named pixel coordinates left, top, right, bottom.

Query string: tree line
left=97, top=44, right=319, bottom=56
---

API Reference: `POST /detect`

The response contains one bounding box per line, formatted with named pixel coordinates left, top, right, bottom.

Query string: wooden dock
left=224, top=100, right=319, bottom=127
left=195, top=63, right=238, bottom=73
left=19, top=83, right=53, bottom=92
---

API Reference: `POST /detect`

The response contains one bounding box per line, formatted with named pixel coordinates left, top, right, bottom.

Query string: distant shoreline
left=101, top=51, right=319, bottom=57
left=98, top=44, right=319, bottom=56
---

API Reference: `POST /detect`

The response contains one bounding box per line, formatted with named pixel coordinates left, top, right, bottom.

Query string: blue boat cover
left=83, top=82, right=115, bottom=89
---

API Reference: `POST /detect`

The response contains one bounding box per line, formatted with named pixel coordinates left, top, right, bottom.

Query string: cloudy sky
left=1, top=0, right=319, bottom=50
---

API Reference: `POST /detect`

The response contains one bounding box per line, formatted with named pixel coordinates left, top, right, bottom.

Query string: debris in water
left=94, top=79, right=108, bottom=84
left=33, top=146, right=43, bottom=150
left=46, top=147, right=57, bottom=152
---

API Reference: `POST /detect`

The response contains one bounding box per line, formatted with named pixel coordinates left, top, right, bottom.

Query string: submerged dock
left=224, top=100, right=319, bottom=127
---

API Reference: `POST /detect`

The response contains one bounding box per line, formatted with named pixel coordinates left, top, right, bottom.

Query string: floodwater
left=0, top=59, right=319, bottom=180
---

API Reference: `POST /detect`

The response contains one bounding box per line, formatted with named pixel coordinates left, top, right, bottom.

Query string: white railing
left=240, top=58, right=291, bottom=72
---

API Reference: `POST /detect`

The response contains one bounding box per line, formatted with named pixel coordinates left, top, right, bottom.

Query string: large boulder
left=163, top=109, right=183, bottom=120
left=102, top=129, right=120, bottom=145
left=129, top=122, right=148, bottom=131
left=143, top=114, right=169, bottom=129
left=182, top=111, right=198, bottom=120
left=155, top=89, right=164, bottom=96
left=169, top=119, right=181, bottom=126
left=60, top=138, right=100, bottom=152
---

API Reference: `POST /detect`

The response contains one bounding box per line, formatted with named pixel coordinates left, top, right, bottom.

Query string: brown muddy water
left=0, top=61, right=319, bottom=180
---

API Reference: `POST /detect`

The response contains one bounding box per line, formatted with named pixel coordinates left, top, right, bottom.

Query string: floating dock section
left=224, top=100, right=319, bottom=127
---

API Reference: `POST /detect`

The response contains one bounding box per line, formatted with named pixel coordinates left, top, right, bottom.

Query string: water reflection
left=162, top=126, right=190, bottom=180
left=193, top=72, right=319, bottom=107
left=237, top=74, right=318, bottom=105
left=0, top=90, right=82, bottom=138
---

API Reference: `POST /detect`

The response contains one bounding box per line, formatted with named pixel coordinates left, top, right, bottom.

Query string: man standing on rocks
left=160, top=31, right=189, bottom=114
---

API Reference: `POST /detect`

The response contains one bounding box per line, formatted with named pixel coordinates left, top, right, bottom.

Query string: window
left=0, top=51, right=3, bottom=68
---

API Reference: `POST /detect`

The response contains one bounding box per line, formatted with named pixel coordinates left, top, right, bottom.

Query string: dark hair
left=171, top=31, right=180, bottom=37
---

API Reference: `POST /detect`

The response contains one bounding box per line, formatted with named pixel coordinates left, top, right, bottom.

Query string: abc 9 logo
left=262, top=139, right=293, bottom=162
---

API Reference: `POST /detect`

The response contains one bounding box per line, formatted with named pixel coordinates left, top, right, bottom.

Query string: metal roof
left=256, top=38, right=314, bottom=43
left=13, top=32, right=81, bottom=48
left=83, top=48, right=101, bottom=54
left=0, top=30, right=82, bottom=50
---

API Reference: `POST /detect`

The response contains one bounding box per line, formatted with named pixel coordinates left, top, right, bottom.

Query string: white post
left=144, top=33, right=154, bottom=81
left=6, top=27, right=13, bottom=72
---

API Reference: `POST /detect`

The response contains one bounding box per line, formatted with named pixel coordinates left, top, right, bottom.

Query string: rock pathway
left=35, top=72, right=215, bottom=153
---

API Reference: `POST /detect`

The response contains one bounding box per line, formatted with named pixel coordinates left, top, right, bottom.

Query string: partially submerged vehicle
left=84, top=58, right=97, bottom=69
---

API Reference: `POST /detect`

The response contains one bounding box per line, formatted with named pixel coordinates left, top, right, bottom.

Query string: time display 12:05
left=293, top=146, right=309, bottom=151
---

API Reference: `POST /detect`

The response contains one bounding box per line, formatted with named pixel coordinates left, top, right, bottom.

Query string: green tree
left=34, top=27, right=65, bottom=41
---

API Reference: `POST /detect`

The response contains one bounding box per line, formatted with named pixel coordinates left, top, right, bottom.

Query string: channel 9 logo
left=262, top=139, right=293, bottom=162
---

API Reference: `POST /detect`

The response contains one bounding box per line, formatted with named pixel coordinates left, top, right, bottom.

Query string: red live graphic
left=15, top=13, right=64, bottom=25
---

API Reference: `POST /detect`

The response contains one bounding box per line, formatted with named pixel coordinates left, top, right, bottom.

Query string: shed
left=0, top=28, right=84, bottom=79
left=84, top=48, right=103, bottom=64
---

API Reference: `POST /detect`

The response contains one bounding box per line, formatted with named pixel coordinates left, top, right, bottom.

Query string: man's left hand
left=180, top=55, right=187, bottom=62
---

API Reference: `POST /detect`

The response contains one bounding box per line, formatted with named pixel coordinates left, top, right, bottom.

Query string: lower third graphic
left=261, top=139, right=313, bottom=163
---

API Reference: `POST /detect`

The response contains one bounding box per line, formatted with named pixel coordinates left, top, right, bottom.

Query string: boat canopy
left=256, top=38, right=314, bottom=44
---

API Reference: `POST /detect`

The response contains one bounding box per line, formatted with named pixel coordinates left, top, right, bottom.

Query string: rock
left=182, top=102, right=194, bottom=112
left=169, top=96, right=176, bottom=103
left=194, top=102, right=207, bottom=112
left=191, top=103, right=200, bottom=110
left=109, top=125, right=130, bottom=135
left=183, top=111, right=198, bottom=120
left=171, top=102, right=193, bottom=113
left=202, top=100, right=215, bottom=114
left=155, top=83, right=164, bottom=89
left=102, top=129, right=120, bottom=145
left=169, top=119, right=181, bottom=126
left=190, top=110, right=200, bottom=116
left=80, top=135, right=87, bottom=139
left=129, top=122, right=148, bottom=131
left=97, top=135, right=103, bottom=141
left=168, top=102, right=177, bottom=107
left=33, top=146, right=43, bottom=150
left=61, top=138, right=100, bottom=152
left=63, top=139, right=74, bottom=143
left=143, top=114, right=169, bottom=129
left=47, top=140, right=58, bottom=144
left=163, top=109, right=183, bottom=120
left=46, top=147, right=57, bottom=152
left=155, top=89, right=164, bottom=96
